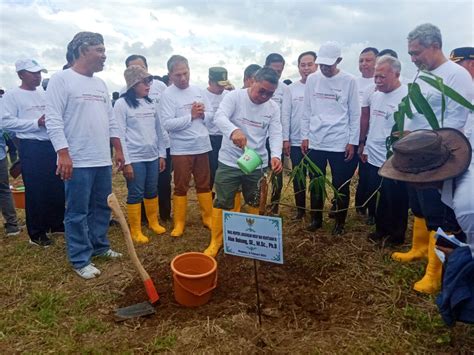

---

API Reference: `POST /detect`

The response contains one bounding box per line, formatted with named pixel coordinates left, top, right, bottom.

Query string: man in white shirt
left=354, top=47, right=378, bottom=221
left=243, top=64, right=261, bottom=89
left=123, top=54, right=172, bottom=221
left=203, top=67, right=283, bottom=257
left=301, top=42, right=360, bottom=235
left=288, top=51, right=317, bottom=220
left=449, top=47, right=474, bottom=139
left=358, top=55, right=409, bottom=246
left=205, top=67, right=231, bottom=192
left=46, top=32, right=125, bottom=280
left=264, top=53, right=291, bottom=214
left=160, top=55, right=213, bottom=237
left=2, top=59, right=64, bottom=247
left=391, top=23, right=473, bottom=294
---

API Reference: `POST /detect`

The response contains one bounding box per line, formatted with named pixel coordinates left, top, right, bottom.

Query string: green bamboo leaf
left=408, top=83, right=424, bottom=114
left=408, top=82, right=440, bottom=129
left=402, top=95, right=413, bottom=118
left=419, top=75, right=474, bottom=110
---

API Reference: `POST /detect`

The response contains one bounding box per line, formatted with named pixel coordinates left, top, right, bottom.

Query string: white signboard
left=223, top=211, right=283, bottom=264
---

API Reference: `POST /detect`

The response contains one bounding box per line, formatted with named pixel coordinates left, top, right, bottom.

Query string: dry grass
left=1, top=170, right=473, bottom=354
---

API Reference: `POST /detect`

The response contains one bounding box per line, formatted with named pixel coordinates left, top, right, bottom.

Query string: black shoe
left=367, top=231, right=386, bottom=243
left=5, top=224, right=21, bottom=236
left=332, top=223, right=345, bottom=236
left=366, top=216, right=376, bottom=226
left=307, top=219, right=322, bottom=232
left=29, top=234, right=53, bottom=248
left=356, top=207, right=367, bottom=216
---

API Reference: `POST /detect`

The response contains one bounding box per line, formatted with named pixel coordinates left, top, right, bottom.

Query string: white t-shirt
left=441, top=133, right=474, bottom=257
left=364, top=85, right=408, bottom=167
left=462, top=79, right=474, bottom=140
left=214, top=88, right=282, bottom=169
left=405, top=60, right=473, bottom=132
left=356, top=76, right=374, bottom=105
left=272, top=81, right=291, bottom=141
left=114, top=98, right=166, bottom=164
left=159, top=84, right=212, bottom=155
left=288, top=80, right=305, bottom=146
left=1, top=87, right=47, bottom=140
left=120, top=80, right=170, bottom=149
left=301, top=70, right=360, bottom=152
left=45, top=69, right=121, bottom=168
left=204, top=89, right=226, bottom=135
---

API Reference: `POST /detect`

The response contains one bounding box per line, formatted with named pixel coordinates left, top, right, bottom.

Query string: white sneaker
left=74, top=263, right=101, bottom=279
left=101, top=249, right=122, bottom=258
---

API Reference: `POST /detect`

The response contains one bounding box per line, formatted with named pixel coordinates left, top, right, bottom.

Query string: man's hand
left=159, top=157, right=166, bottom=173
left=56, top=148, right=73, bottom=180
left=191, top=102, right=205, bottom=120
left=358, top=144, right=368, bottom=163
left=283, top=140, right=290, bottom=157
left=123, top=164, right=134, bottom=181
left=111, top=137, right=125, bottom=171
left=301, top=139, right=309, bottom=154
left=344, top=144, right=355, bottom=162
left=271, top=157, right=283, bottom=174
left=38, top=114, right=46, bottom=127
left=437, top=245, right=454, bottom=256
left=230, top=129, right=247, bottom=149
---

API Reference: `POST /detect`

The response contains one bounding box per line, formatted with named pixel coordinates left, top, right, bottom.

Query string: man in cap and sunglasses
left=379, top=129, right=474, bottom=324
left=45, top=32, right=125, bottom=279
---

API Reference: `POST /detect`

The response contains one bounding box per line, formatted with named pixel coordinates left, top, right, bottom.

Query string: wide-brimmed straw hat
left=379, top=128, right=472, bottom=183
left=124, top=65, right=153, bottom=90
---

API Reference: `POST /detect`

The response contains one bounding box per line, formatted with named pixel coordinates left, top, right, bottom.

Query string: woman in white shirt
left=114, top=65, right=167, bottom=243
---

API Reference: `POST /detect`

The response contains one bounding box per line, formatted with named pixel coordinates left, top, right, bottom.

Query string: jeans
left=0, top=157, right=18, bottom=229
left=126, top=159, right=159, bottom=204
left=19, top=139, right=65, bottom=238
left=64, top=166, right=112, bottom=268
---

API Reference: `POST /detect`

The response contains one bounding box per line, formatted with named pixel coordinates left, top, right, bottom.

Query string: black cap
left=450, top=47, right=474, bottom=63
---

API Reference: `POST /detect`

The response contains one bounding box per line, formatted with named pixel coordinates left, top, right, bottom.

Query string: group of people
left=1, top=23, right=473, bottom=323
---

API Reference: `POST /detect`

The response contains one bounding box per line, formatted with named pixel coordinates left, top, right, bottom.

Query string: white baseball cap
left=15, top=59, right=48, bottom=73
left=315, top=42, right=342, bottom=65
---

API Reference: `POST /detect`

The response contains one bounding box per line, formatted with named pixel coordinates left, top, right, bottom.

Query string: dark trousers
left=0, top=157, right=18, bottom=228
left=366, top=163, right=408, bottom=242
left=19, top=139, right=65, bottom=238
left=290, top=146, right=307, bottom=212
left=266, top=138, right=283, bottom=211
left=208, top=135, right=222, bottom=191
left=409, top=187, right=460, bottom=232
left=307, top=149, right=356, bottom=224
left=158, top=148, right=172, bottom=220
left=365, top=163, right=383, bottom=217
left=355, top=159, right=371, bottom=214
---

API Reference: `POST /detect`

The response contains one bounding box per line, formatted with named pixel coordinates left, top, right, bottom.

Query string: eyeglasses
left=135, top=77, right=153, bottom=86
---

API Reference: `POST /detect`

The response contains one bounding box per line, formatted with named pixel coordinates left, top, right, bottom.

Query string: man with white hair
left=2, top=59, right=65, bottom=247
left=46, top=31, right=125, bottom=279
left=358, top=55, right=409, bottom=245
left=301, top=42, right=360, bottom=235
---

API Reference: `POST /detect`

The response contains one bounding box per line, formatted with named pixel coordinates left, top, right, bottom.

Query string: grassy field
left=1, top=171, right=473, bottom=353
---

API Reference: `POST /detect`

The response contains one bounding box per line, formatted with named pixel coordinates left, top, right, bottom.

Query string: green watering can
left=237, top=146, right=263, bottom=174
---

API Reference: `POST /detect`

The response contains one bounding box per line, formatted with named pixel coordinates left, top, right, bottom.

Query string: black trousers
left=208, top=135, right=222, bottom=191
left=408, top=187, right=460, bottom=232
left=307, top=149, right=356, bottom=224
left=365, top=163, right=409, bottom=242
left=355, top=159, right=371, bottom=214
left=158, top=147, right=172, bottom=220
left=19, top=139, right=65, bottom=238
left=266, top=138, right=283, bottom=211
left=290, top=146, right=307, bottom=211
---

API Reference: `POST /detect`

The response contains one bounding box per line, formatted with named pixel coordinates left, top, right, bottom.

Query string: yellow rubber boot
left=413, top=231, right=442, bottom=294
left=203, top=208, right=223, bottom=258
left=231, top=192, right=242, bottom=212
left=143, top=197, right=166, bottom=235
left=171, top=195, right=187, bottom=237
left=247, top=206, right=260, bottom=215
left=392, top=217, right=429, bottom=262
left=197, top=192, right=213, bottom=229
left=127, top=203, right=149, bottom=244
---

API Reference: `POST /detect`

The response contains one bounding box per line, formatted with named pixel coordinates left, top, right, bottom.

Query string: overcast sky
left=0, top=0, right=472, bottom=93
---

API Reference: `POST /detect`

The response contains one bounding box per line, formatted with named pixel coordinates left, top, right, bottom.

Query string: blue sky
left=0, top=0, right=472, bottom=92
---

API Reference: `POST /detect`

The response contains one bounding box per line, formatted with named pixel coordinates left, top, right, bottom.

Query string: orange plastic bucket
left=170, top=252, right=217, bottom=307
left=11, top=187, right=25, bottom=209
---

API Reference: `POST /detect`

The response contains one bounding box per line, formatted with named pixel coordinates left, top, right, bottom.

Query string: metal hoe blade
left=114, top=301, right=156, bottom=322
